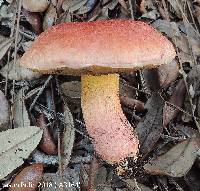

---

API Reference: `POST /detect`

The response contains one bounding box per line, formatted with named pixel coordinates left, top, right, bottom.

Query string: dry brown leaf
left=22, top=9, right=42, bottom=34
left=140, top=0, right=156, bottom=13
left=142, top=60, right=179, bottom=92
left=144, top=138, right=198, bottom=177
left=0, top=126, right=43, bottom=179
left=120, top=96, right=145, bottom=111
left=0, top=90, right=10, bottom=131
left=166, top=0, right=182, bottom=18
left=194, top=4, right=200, bottom=25
left=42, top=165, right=81, bottom=191
left=173, top=124, right=197, bottom=138
left=118, top=0, right=128, bottom=11
left=158, top=60, right=179, bottom=88
left=62, top=0, right=87, bottom=12
left=61, top=81, right=81, bottom=99
left=124, top=179, right=153, bottom=191
left=163, top=80, right=186, bottom=126
left=152, top=19, right=180, bottom=38
left=136, top=93, right=164, bottom=155
left=77, top=0, right=95, bottom=14
left=61, top=103, right=75, bottom=168
left=13, top=88, right=30, bottom=128
left=56, top=0, right=65, bottom=14
left=22, top=0, right=50, bottom=12
left=1, top=57, right=41, bottom=81
left=0, top=35, right=13, bottom=61
left=87, top=157, right=100, bottom=191
left=32, top=150, right=58, bottom=165
left=8, top=163, right=44, bottom=191
left=153, top=19, right=200, bottom=66
left=36, top=113, right=57, bottom=155
left=43, top=4, right=57, bottom=30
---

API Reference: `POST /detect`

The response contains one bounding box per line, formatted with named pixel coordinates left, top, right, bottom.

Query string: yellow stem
left=81, top=74, right=139, bottom=163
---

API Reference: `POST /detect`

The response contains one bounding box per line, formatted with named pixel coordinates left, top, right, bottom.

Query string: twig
left=29, top=75, right=52, bottom=111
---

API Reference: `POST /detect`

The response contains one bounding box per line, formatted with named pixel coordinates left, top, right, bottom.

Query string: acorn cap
left=21, top=20, right=176, bottom=75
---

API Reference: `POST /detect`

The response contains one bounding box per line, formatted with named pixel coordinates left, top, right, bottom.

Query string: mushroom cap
left=21, top=19, right=176, bottom=75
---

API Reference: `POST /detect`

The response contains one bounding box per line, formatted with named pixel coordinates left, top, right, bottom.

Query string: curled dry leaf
left=0, top=35, right=13, bottom=61
left=22, top=9, right=42, bottom=34
left=61, top=103, right=75, bottom=168
left=142, top=60, right=179, bottom=92
left=8, top=163, right=44, bottom=191
left=120, top=96, right=145, bottom=111
left=0, top=90, right=10, bottom=131
left=144, top=138, right=198, bottom=177
left=163, top=80, right=186, bottom=126
left=1, top=57, right=41, bottom=81
left=36, top=114, right=57, bottom=155
left=13, top=88, right=30, bottom=128
left=22, top=0, right=50, bottom=12
left=136, top=93, right=164, bottom=155
left=0, top=126, right=43, bottom=179
left=43, top=4, right=57, bottom=30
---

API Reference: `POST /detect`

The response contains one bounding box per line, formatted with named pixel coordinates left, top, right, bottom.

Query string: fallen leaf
left=136, top=93, right=164, bottom=155
left=120, top=96, right=145, bottom=111
left=124, top=179, right=153, bottom=191
left=42, top=164, right=81, bottom=191
left=62, top=0, right=87, bottom=12
left=43, top=4, right=57, bottom=30
left=144, top=138, right=198, bottom=177
left=166, top=0, right=182, bottom=18
left=36, top=113, right=57, bottom=155
left=152, top=19, right=180, bottom=38
left=140, top=0, right=156, bottom=13
left=0, top=35, right=13, bottom=61
left=142, top=59, right=179, bottom=92
left=61, top=103, right=75, bottom=168
left=13, top=88, right=30, bottom=128
left=61, top=81, right=81, bottom=99
left=1, top=57, right=41, bottom=81
left=0, top=126, right=43, bottom=179
left=0, top=90, right=10, bottom=131
left=8, top=163, right=44, bottom=191
left=22, top=9, right=42, bottom=34
left=163, top=80, right=186, bottom=126
left=157, top=60, right=179, bottom=88
left=77, top=0, right=95, bottom=14
left=32, top=150, right=58, bottom=165
left=22, top=0, right=50, bottom=12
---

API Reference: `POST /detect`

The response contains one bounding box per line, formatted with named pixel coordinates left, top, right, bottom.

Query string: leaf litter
left=0, top=0, right=200, bottom=190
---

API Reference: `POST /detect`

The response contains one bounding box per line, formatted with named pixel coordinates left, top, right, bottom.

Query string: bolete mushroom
left=20, top=20, right=176, bottom=163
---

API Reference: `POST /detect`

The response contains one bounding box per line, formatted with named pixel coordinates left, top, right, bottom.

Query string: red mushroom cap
left=21, top=19, right=176, bottom=75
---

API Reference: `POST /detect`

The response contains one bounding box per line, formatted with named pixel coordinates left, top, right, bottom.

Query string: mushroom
left=20, top=20, right=176, bottom=163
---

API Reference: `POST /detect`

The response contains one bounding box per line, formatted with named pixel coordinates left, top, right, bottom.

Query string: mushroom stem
left=81, top=74, right=139, bottom=163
